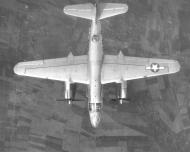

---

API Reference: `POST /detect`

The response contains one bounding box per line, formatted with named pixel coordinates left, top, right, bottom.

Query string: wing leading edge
left=14, top=54, right=89, bottom=84
left=101, top=53, right=180, bottom=84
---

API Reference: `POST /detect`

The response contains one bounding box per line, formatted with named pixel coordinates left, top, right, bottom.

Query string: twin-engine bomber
left=14, top=1, right=180, bottom=128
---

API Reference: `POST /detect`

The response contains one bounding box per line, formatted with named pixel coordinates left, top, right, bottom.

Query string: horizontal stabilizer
left=64, top=3, right=128, bottom=20
left=99, top=3, right=128, bottom=20
left=64, top=3, right=95, bottom=20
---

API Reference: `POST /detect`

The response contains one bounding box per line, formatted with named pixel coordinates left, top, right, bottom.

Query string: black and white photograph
left=0, top=0, right=189, bottom=152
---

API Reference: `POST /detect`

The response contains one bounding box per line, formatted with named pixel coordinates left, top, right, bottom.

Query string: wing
left=14, top=54, right=89, bottom=84
left=101, top=53, right=180, bottom=84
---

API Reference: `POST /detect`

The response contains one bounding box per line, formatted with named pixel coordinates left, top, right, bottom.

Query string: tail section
left=98, top=3, right=128, bottom=20
left=63, top=3, right=128, bottom=20
left=64, top=3, right=95, bottom=20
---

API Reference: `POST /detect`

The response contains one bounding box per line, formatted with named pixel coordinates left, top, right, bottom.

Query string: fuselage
left=88, top=15, right=103, bottom=128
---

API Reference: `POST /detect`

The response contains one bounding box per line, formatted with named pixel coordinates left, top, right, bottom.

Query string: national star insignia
left=146, top=63, right=165, bottom=73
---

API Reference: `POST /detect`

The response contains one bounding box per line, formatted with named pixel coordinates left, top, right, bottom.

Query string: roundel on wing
left=150, top=63, right=160, bottom=73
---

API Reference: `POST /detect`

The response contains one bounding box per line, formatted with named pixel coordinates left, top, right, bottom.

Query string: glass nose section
left=89, top=111, right=101, bottom=128
left=88, top=103, right=102, bottom=112
left=88, top=103, right=102, bottom=127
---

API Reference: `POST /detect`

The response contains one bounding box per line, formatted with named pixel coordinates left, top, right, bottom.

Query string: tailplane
left=64, top=3, right=95, bottom=20
left=98, top=3, right=128, bottom=20
left=63, top=3, right=128, bottom=20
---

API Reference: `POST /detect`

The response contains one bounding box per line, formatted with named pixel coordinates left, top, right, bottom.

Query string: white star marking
left=146, top=63, right=165, bottom=73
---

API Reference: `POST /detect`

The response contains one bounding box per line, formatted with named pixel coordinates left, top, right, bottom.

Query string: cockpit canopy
left=88, top=103, right=102, bottom=112
left=92, top=34, right=100, bottom=42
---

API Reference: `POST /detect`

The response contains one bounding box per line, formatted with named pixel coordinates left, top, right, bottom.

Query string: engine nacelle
left=65, top=82, right=72, bottom=104
left=120, top=81, right=127, bottom=99
left=119, top=80, right=129, bottom=104
left=110, top=81, right=129, bottom=105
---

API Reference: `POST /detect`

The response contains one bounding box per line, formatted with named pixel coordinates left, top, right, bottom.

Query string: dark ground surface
left=0, top=0, right=190, bottom=152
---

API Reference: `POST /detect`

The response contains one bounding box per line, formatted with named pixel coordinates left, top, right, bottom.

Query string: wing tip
left=175, top=60, right=181, bottom=72
left=170, top=60, right=181, bottom=73
left=14, top=62, right=25, bottom=75
left=122, top=4, right=129, bottom=13
left=63, top=5, right=70, bottom=15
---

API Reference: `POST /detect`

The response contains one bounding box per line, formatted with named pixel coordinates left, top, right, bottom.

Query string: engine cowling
left=64, top=82, right=72, bottom=104
left=110, top=81, right=130, bottom=105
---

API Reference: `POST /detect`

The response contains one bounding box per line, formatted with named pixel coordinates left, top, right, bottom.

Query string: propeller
left=56, top=84, right=84, bottom=104
left=109, top=83, right=130, bottom=105
left=111, top=98, right=130, bottom=104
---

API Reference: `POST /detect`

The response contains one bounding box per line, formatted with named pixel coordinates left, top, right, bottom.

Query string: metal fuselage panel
left=88, top=20, right=103, bottom=104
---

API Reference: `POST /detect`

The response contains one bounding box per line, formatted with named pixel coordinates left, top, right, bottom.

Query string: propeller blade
left=56, top=98, right=84, bottom=102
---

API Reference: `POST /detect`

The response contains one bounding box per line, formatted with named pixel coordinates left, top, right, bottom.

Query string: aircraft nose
left=14, top=63, right=25, bottom=75
left=89, top=111, right=101, bottom=128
